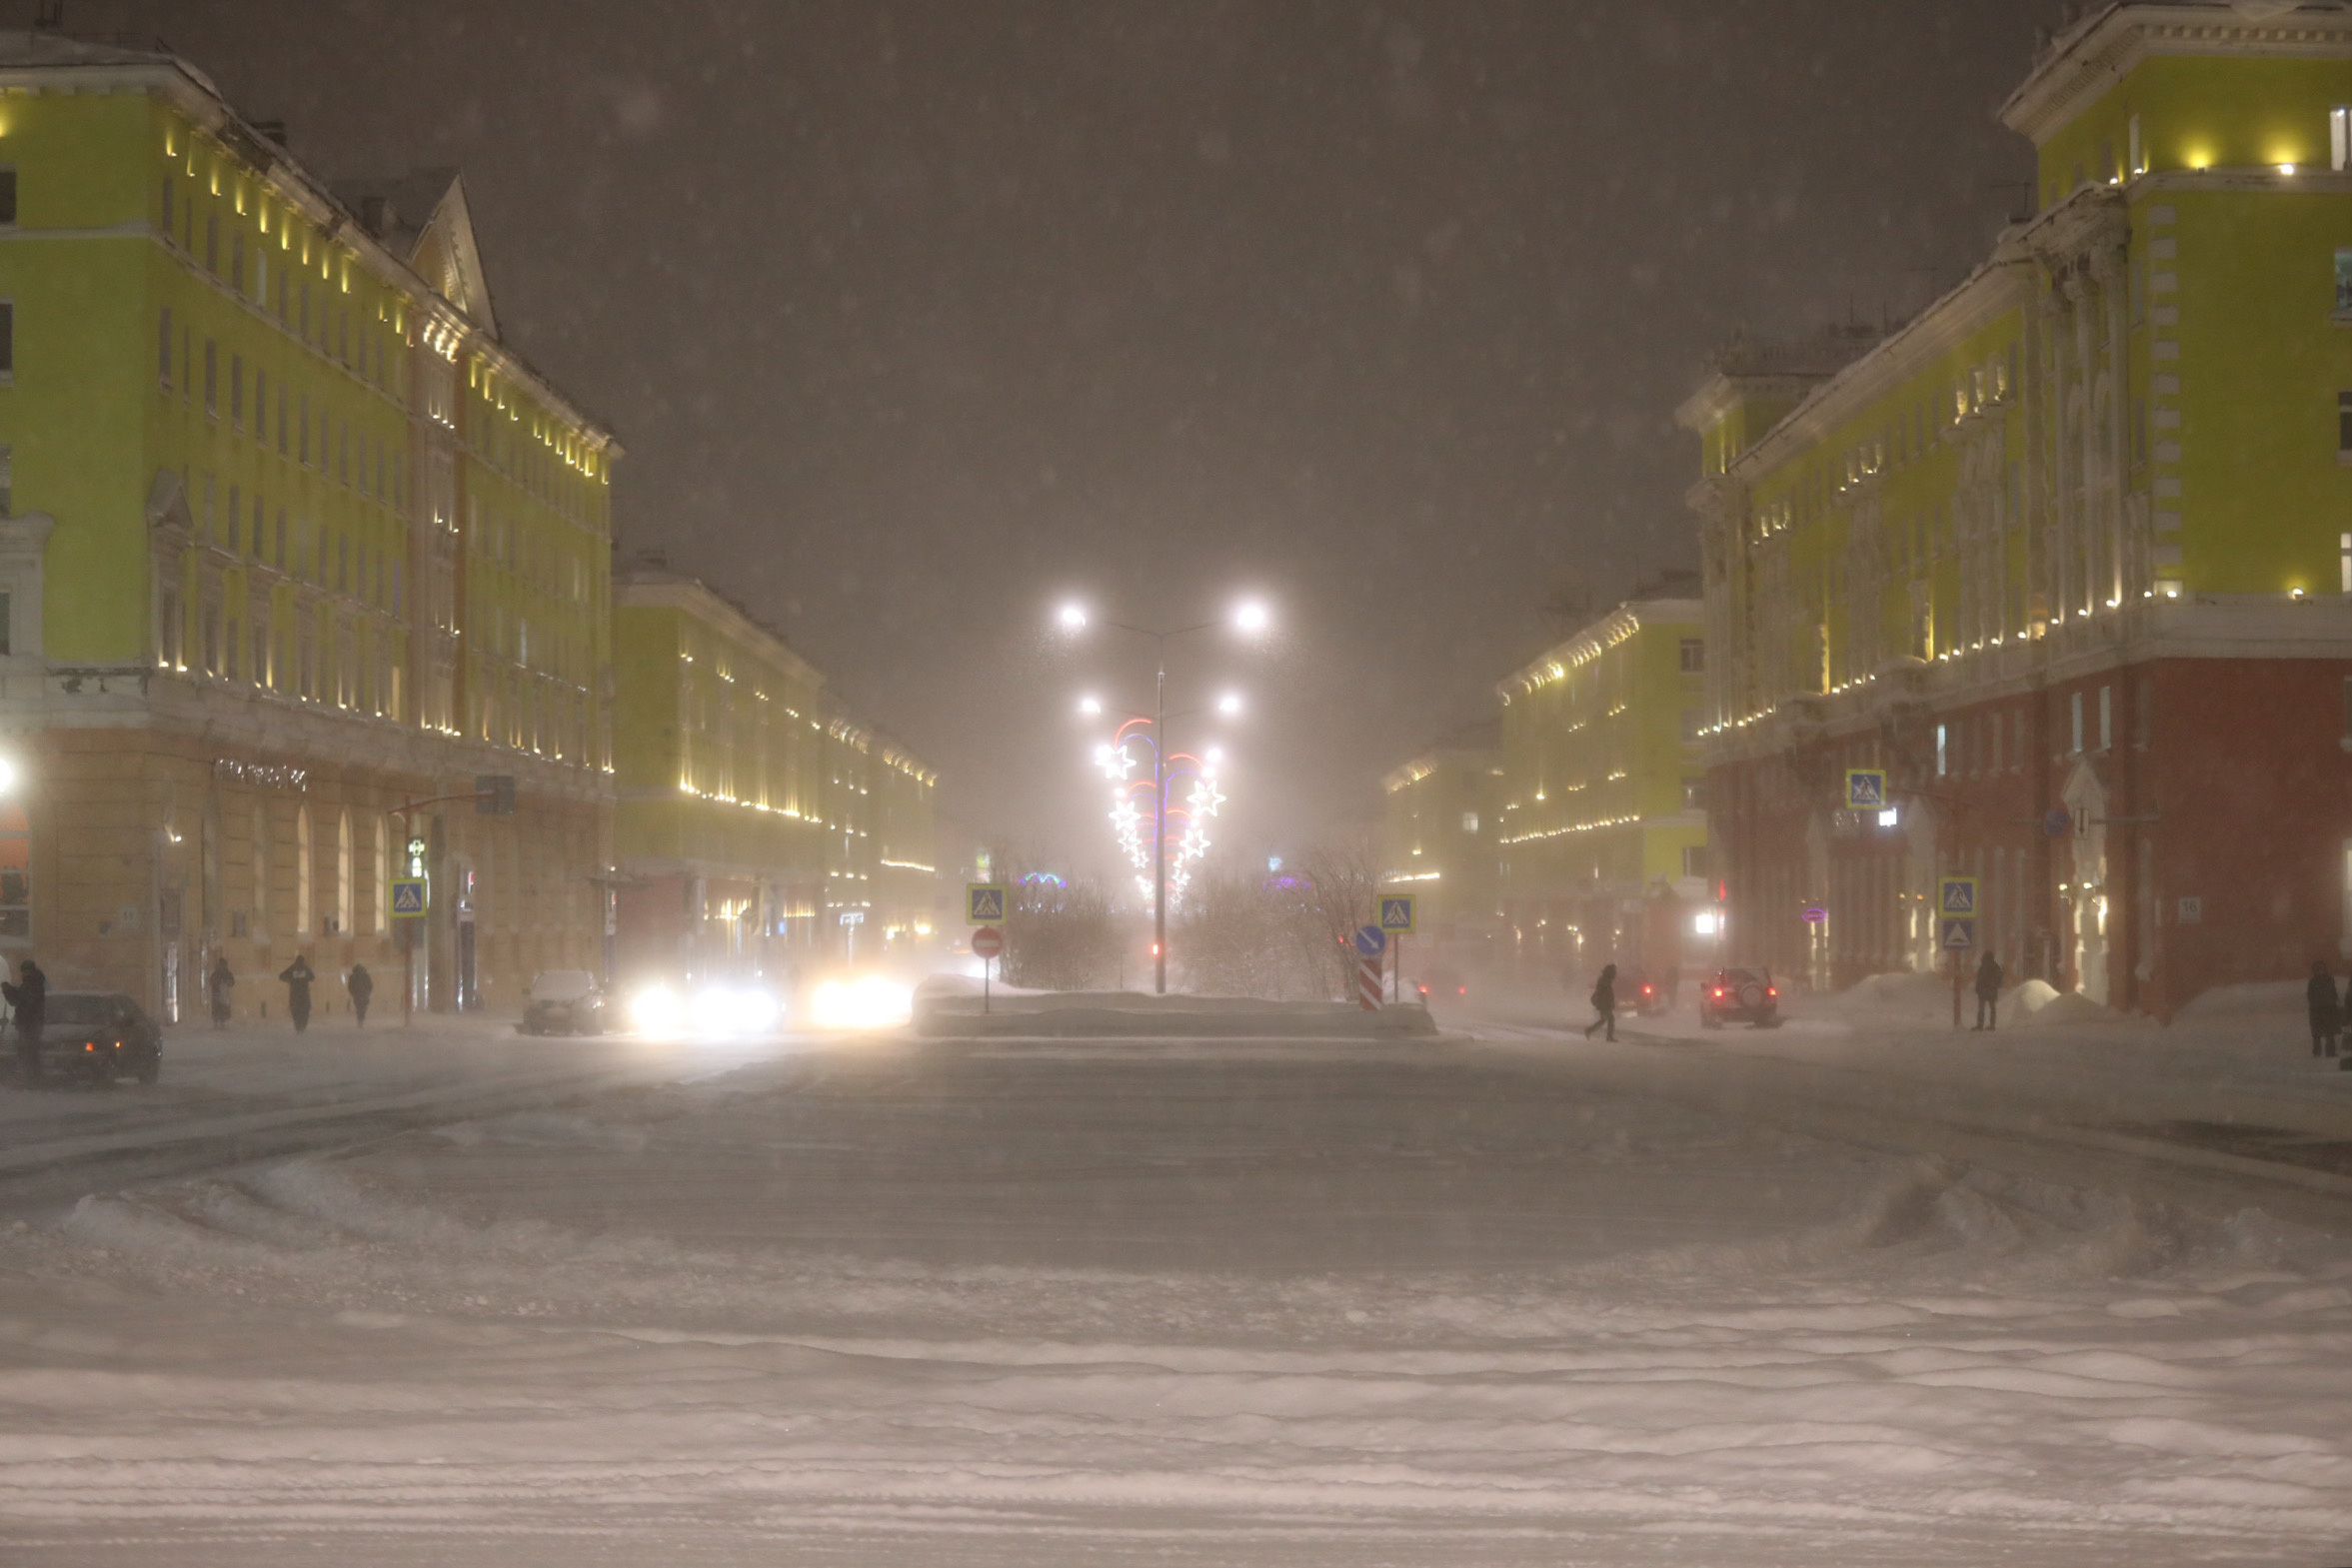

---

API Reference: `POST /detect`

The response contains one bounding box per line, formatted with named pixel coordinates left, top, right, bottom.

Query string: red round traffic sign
left=970, top=925, right=1005, bottom=960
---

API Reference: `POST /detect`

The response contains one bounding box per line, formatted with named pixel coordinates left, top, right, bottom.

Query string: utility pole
left=1153, top=649, right=1168, bottom=995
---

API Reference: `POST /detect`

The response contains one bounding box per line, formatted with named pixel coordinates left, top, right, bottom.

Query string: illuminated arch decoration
left=1094, top=719, right=1225, bottom=910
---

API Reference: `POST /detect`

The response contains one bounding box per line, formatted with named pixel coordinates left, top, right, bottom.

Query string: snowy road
left=3, top=1005, right=2351, bottom=1564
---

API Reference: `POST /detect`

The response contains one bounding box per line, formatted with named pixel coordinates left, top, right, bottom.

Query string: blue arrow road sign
left=1354, top=924, right=1387, bottom=957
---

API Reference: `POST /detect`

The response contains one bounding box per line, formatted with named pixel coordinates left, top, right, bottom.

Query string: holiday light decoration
left=1098, top=720, right=1225, bottom=909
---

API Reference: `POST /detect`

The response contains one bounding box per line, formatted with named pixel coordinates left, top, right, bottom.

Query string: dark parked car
left=1, top=991, right=163, bottom=1086
left=1627, top=972, right=1674, bottom=1016
left=1699, top=967, right=1782, bottom=1028
left=521, top=969, right=608, bottom=1035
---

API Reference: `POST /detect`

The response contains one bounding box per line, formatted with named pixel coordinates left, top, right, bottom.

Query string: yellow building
left=612, top=562, right=936, bottom=982
left=1678, top=3, right=2352, bottom=1013
left=1379, top=720, right=1500, bottom=970
left=0, top=34, right=616, bottom=1017
left=1494, top=586, right=1707, bottom=982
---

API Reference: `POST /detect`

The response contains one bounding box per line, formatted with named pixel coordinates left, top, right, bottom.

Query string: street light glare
left=0, top=758, right=17, bottom=795
left=1232, top=600, right=1271, bottom=635
left=1216, top=692, right=1243, bottom=716
left=1078, top=695, right=1103, bottom=717
left=1057, top=603, right=1089, bottom=632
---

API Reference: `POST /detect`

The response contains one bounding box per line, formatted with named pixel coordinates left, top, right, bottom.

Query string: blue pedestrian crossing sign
left=1938, top=875, right=1978, bottom=916
left=1354, top=924, right=1387, bottom=957
left=1845, top=769, right=1888, bottom=810
left=1940, top=915, right=1977, bottom=951
left=1377, top=894, right=1417, bottom=934
left=389, top=877, right=428, bottom=919
left=966, top=883, right=1007, bottom=924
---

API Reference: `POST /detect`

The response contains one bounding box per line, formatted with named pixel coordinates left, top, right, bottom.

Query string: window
left=2335, top=107, right=2350, bottom=172
left=226, top=484, right=240, bottom=552
left=276, top=386, right=287, bottom=455
left=203, top=338, right=217, bottom=416
left=158, top=307, right=173, bottom=388
left=2128, top=114, right=2143, bottom=177
left=0, top=445, right=12, bottom=519
left=205, top=212, right=218, bottom=274
left=2099, top=685, right=2112, bottom=752
left=1681, top=845, right=1708, bottom=879
left=160, top=176, right=173, bottom=240
left=1681, top=778, right=1704, bottom=811
left=296, top=806, right=312, bottom=935
left=1990, top=709, right=2003, bottom=773
left=1460, top=810, right=1479, bottom=834
left=254, top=370, right=266, bottom=439
left=0, top=300, right=14, bottom=378
left=0, top=800, right=29, bottom=938
left=0, top=590, right=12, bottom=657
left=1935, top=723, right=1948, bottom=777
left=2070, top=691, right=2084, bottom=754
left=1679, top=638, right=1704, bottom=673
left=229, top=354, right=243, bottom=428
left=2339, top=393, right=2352, bottom=461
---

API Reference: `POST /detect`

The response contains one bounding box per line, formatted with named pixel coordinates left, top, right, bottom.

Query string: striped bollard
left=1357, top=954, right=1382, bottom=1011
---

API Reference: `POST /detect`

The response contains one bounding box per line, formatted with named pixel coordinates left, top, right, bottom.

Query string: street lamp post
left=1060, top=599, right=1266, bottom=995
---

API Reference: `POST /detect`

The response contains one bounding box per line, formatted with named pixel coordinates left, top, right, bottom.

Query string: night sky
left=95, top=0, right=2062, bottom=875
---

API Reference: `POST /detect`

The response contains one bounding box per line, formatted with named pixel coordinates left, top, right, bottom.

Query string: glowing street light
left=1232, top=600, right=1271, bottom=635
left=1215, top=692, right=1242, bottom=717
left=1078, top=695, right=1104, bottom=717
left=1057, top=603, right=1090, bottom=632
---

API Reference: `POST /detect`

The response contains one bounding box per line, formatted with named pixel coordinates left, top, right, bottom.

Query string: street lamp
left=1056, top=597, right=1272, bottom=993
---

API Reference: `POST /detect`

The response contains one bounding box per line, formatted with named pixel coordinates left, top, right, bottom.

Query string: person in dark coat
left=280, top=954, right=317, bottom=1033
left=347, top=963, right=374, bottom=1027
left=207, top=956, right=235, bottom=1027
left=1584, top=963, right=1618, bottom=1041
left=1973, top=951, right=2005, bottom=1031
left=2, top=958, right=44, bottom=1084
left=2308, top=960, right=2341, bottom=1058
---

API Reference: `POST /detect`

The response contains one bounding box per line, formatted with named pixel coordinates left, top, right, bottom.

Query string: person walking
left=347, top=962, right=374, bottom=1027
left=2308, top=960, right=2341, bottom=1058
left=207, top=955, right=235, bottom=1027
left=3, top=957, right=44, bottom=1085
left=1973, top=951, right=2005, bottom=1031
left=1584, top=962, right=1618, bottom=1041
left=280, top=953, right=317, bottom=1033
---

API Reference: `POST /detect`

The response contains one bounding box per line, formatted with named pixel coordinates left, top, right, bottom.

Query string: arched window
left=295, top=805, right=312, bottom=935
left=0, top=800, right=29, bottom=938
left=336, top=809, right=353, bottom=936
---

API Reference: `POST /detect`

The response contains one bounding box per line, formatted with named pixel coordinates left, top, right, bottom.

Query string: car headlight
left=629, top=984, right=683, bottom=1035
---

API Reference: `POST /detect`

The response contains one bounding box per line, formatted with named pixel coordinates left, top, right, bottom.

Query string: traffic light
left=476, top=775, right=516, bottom=815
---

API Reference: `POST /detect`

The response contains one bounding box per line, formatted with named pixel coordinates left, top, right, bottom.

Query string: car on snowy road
left=0, top=991, right=163, bottom=1087
left=520, top=969, right=610, bottom=1035
left=1698, top=967, right=1781, bottom=1029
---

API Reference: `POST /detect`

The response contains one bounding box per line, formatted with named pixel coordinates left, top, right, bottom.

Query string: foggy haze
left=99, top=0, right=2058, bottom=870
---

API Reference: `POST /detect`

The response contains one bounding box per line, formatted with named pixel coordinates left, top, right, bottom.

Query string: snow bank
left=916, top=988, right=1440, bottom=1038
left=2175, top=979, right=2308, bottom=1018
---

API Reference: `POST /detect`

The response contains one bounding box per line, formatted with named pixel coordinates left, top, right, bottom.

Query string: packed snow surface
left=1, top=1018, right=2350, bottom=1564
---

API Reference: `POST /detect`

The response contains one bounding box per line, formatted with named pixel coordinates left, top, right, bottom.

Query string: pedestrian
left=1974, top=951, right=2005, bottom=1031
left=1584, top=962, right=1617, bottom=1041
left=207, top=954, right=235, bottom=1026
left=2, top=957, right=44, bottom=1085
left=280, top=953, right=316, bottom=1033
left=2308, top=960, right=2341, bottom=1058
left=347, top=962, right=374, bottom=1027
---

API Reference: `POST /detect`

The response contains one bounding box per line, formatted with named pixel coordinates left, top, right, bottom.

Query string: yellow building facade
left=1680, top=4, right=2352, bottom=1012
left=612, top=565, right=937, bottom=983
left=1379, top=719, right=1500, bottom=969
left=1494, top=591, right=1707, bottom=981
left=0, top=35, right=616, bottom=1017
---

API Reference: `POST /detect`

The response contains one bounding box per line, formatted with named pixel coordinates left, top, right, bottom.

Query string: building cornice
left=616, top=577, right=826, bottom=693
left=1724, top=259, right=2032, bottom=486
left=1498, top=598, right=1702, bottom=704
left=2001, top=3, right=2352, bottom=145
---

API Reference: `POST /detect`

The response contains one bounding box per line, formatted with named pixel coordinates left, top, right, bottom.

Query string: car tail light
left=82, top=1042, right=94, bottom=1052
left=1456, top=985, right=1465, bottom=995
left=1712, top=987, right=1724, bottom=999
left=1417, top=984, right=1428, bottom=995
left=1766, top=987, right=1777, bottom=998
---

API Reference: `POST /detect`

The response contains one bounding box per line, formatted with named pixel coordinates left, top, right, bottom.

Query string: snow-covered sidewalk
left=1, top=1033, right=2349, bottom=1563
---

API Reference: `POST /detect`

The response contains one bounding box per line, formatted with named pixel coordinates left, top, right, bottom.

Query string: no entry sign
left=970, top=925, right=1005, bottom=960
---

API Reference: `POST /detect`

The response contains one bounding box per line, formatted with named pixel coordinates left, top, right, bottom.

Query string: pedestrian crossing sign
left=1844, top=769, right=1888, bottom=810
left=1938, top=875, right=1977, bottom=915
left=1940, top=916, right=1977, bottom=950
left=389, top=877, right=427, bottom=919
left=966, top=883, right=1007, bottom=924
left=1378, top=895, right=1417, bottom=934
